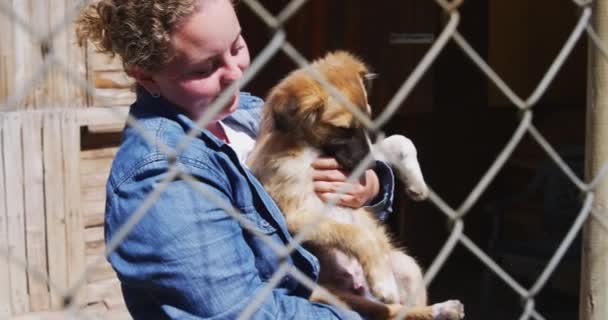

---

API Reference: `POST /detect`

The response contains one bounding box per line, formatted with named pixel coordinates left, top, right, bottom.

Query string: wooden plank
left=82, top=185, right=106, bottom=202
left=84, top=226, right=104, bottom=244
left=85, top=254, right=116, bottom=283
left=103, top=293, right=126, bottom=310
left=84, top=212, right=104, bottom=229
left=77, top=106, right=129, bottom=127
left=10, top=310, right=72, bottom=320
left=45, top=0, right=86, bottom=108
left=42, top=112, right=68, bottom=308
left=103, top=308, right=132, bottom=320
left=92, top=69, right=134, bottom=108
left=84, top=225, right=105, bottom=263
left=85, top=277, right=120, bottom=305
left=86, top=47, right=132, bottom=109
left=82, top=199, right=105, bottom=218
left=27, top=0, right=50, bottom=108
left=9, top=0, right=38, bottom=108
left=46, top=0, right=65, bottom=107
left=1, top=0, right=88, bottom=110
left=94, top=88, right=135, bottom=108
left=80, top=172, right=109, bottom=189
left=94, top=70, right=133, bottom=90
left=81, top=302, right=109, bottom=319
left=65, top=0, right=88, bottom=108
left=0, top=114, right=12, bottom=317
left=21, top=112, right=51, bottom=311
left=62, top=112, right=86, bottom=306
left=3, top=113, right=30, bottom=315
left=0, top=0, right=15, bottom=106
left=80, top=146, right=118, bottom=160
left=80, top=157, right=113, bottom=175
left=85, top=235, right=105, bottom=256
left=87, top=123, right=125, bottom=134
left=88, top=48, right=124, bottom=72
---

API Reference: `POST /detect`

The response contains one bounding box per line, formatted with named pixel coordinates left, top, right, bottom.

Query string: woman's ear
left=128, top=66, right=161, bottom=96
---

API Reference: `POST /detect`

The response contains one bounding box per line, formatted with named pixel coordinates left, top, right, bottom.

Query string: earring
left=152, top=92, right=161, bottom=98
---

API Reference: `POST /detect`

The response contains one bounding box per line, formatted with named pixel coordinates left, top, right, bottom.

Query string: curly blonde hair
left=75, top=0, right=203, bottom=73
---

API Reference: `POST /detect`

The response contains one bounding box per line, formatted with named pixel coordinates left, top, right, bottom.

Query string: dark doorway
left=238, top=1, right=586, bottom=319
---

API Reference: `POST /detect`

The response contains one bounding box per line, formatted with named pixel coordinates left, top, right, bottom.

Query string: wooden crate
left=0, top=107, right=130, bottom=319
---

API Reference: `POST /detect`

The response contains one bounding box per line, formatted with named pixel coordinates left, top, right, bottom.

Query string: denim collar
left=131, top=86, right=226, bottom=149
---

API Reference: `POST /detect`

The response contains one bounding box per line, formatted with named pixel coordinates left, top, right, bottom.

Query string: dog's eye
left=334, top=126, right=356, bottom=138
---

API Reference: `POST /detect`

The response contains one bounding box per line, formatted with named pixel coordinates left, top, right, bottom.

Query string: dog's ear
left=271, top=95, right=299, bottom=132
left=269, top=89, right=322, bottom=134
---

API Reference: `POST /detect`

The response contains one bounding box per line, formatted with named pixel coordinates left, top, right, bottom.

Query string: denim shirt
left=105, top=89, right=393, bottom=319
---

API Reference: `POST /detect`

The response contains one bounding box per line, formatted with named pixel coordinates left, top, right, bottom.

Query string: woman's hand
left=312, top=157, right=380, bottom=208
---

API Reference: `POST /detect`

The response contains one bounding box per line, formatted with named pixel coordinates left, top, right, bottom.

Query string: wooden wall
left=86, top=50, right=135, bottom=108
left=0, top=1, right=134, bottom=111
left=9, top=112, right=128, bottom=320
left=0, top=1, right=133, bottom=317
left=0, top=111, right=83, bottom=315
left=0, top=1, right=87, bottom=109
left=0, top=109, right=128, bottom=319
left=80, top=145, right=125, bottom=317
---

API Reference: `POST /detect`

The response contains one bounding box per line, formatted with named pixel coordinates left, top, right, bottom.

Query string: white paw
left=406, top=183, right=429, bottom=201
left=432, top=300, right=465, bottom=320
left=377, top=135, right=429, bottom=202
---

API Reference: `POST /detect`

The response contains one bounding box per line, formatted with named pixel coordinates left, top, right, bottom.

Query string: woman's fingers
left=311, top=157, right=342, bottom=170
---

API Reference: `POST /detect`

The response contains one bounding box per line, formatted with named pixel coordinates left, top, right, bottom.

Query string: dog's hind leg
left=396, top=300, right=465, bottom=320
left=388, top=250, right=427, bottom=307
left=286, top=213, right=400, bottom=303
left=373, top=135, right=429, bottom=201
left=310, top=288, right=464, bottom=320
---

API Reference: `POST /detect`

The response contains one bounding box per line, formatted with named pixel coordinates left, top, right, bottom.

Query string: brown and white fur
left=247, top=51, right=463, bottom=320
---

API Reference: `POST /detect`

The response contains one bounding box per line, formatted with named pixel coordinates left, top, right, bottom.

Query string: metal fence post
left=581, top=1, right=608, bottom=319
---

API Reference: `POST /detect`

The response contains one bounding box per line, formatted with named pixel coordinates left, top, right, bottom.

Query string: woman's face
left=143, top=0, right=250, bottom=120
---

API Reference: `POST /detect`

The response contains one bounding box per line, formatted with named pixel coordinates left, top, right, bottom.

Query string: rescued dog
left=247, top=51, right=464, bottom=320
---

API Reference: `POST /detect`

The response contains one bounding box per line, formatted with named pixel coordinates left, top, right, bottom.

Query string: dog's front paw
left=406, top=184, right=429, bottom=201
left=431, top=300, right=465, bottom=320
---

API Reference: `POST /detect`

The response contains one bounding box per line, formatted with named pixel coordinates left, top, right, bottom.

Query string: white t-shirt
left=219, top=121, right=256, bottom=166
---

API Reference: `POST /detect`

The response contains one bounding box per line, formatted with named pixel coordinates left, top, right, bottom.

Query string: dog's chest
left=277, top=148, right=363, bottom=224
left=324, top=207, right=363, bottom=224
left=300, top=194, right=361, bottom=224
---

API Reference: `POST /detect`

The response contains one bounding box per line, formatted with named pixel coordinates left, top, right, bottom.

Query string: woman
left=76, top=0, right=395, bottom=319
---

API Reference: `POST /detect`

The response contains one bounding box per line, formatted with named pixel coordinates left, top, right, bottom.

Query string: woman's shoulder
left=108, top=111, right=219, bottom=190
left=221, top=92, right=265, bottom=137
left=238, top=92, right=264, bottom=110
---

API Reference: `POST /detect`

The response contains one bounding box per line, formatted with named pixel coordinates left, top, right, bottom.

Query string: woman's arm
left=106, top=173, right=362, bottom=319
left=364, top=160, right=396, bottom=221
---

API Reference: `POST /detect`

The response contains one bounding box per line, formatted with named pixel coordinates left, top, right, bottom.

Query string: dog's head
left=263, top=51, right=374, bottom=171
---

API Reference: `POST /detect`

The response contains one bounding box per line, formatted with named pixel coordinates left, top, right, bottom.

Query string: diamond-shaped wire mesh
left=0, top=0, right=606, bottom=319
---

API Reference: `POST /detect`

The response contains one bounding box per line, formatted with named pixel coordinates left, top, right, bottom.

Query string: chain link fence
left=1, top=0, right=607, bottom=319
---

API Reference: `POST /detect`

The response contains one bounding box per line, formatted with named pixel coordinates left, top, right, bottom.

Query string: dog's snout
left=322, top=129, right=372, bottom=172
